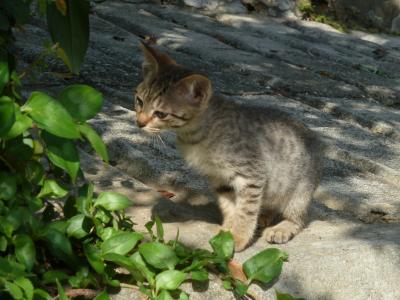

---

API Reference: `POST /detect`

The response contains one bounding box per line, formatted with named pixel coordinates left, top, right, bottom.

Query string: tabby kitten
left=134, top=42, right=322, bottom=251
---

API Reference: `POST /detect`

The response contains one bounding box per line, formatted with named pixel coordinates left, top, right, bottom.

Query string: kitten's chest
left=177, top=142, right=230, bottom=181
left=178, top=143, right=212, bottom=172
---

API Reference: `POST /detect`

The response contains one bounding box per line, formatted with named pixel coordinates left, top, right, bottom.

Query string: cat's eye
left=136, top=96, right=143, bottom=107
left=154, top=111, right=168, bottom=119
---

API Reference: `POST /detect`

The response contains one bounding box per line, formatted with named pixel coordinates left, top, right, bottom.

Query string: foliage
left=0, top=0, right=294, bottom=299
left=297, top=0, right=348, bottom=32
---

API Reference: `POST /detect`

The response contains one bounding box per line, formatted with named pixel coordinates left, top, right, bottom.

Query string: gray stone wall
left=182, top=0, right=400, bottom=32
left=329, top=0, right=400, bottom=32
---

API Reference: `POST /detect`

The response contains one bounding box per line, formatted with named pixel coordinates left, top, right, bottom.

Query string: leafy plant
left=0, top=0, right=297, bottom=299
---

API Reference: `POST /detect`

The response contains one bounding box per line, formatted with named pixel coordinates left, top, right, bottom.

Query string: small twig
left=0, top=154, right=15, bottom=172
left=53, top=288, right=99, bottom=299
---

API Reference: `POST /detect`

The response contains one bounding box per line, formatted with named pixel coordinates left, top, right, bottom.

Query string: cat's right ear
left=139, top=42, right=176, bottom=78
left=174, top=74, right=212, bottom=106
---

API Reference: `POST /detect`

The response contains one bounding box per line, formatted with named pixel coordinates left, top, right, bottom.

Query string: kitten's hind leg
left=263, top=182, right=313, bottom=244
left=229, top=177, right=264, bottom=251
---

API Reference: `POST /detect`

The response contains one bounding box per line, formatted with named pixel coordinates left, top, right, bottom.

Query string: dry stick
left=53, top=288, right=99, bottom=300
left=0, top=154, right=15, bottom=172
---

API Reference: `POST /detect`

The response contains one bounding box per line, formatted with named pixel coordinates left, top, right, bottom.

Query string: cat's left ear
left=139, top=42, right=176, bottom=78
left=174, top=74, right=212, bottom=106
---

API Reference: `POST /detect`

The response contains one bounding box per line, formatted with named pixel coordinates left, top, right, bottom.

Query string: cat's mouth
left=141, top=127, right=163, bottom=134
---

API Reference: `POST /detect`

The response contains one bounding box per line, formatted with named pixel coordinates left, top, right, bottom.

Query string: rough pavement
left=16, top=1, right=400, bottom=299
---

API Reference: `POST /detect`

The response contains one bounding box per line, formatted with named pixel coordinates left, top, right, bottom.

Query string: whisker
left=157, top=133, right=167, bottom=149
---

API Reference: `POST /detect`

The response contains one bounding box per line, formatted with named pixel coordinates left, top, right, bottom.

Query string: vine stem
left=52, top=288, right=99, bottom=299
left=0, top=154, right=15, bottom=172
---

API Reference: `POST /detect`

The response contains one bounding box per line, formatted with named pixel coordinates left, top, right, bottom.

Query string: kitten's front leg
left=229, top=178, right=264, bottom=251
left=215, top=185, right=236, bottom=230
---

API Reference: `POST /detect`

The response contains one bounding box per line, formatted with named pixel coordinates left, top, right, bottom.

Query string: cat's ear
left=174, top=74, right=212, bottom=106
left=139, top=42, right=176, bottom=78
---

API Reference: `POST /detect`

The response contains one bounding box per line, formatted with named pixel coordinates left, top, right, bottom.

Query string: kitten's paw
left=263, top=220, right=300, bottom=244
left=232, top=233, right=249, bottom=252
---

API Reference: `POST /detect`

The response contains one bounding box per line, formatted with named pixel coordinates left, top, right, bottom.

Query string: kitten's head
left=134, top=42, right=212, bottom=133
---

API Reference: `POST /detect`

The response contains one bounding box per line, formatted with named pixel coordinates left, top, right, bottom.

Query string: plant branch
left=0, top=154, right=15, bottom=172
left=53, top=288, right=99, bottom=299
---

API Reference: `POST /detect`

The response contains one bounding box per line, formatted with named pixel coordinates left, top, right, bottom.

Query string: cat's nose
left=137, top=120, right=146, bottom=128
left=137, top=114, right=150, bottom=128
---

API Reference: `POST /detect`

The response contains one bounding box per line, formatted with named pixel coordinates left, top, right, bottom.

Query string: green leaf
left=14, top=277, right=34, bottom=300
left=178, top=291, right=189, bottom=300
left=156, top=290, right=174, bottom=300
left=145, top=220, right=155, bottom=239
left=59, top=84, right=103, bottom=121
left=33, top=288, right=52, bottom=300
left=78, top=123, right=108, bottom=162
left=75, top=183, right=93, bottom=216
left=14, top=234, right=36, bottom=272
left=41, top=131, right=80, bottom=182
left=103, top=253, right=138, bottom=273
left=191, top=269, right=208, bottom=281
left=276, top=290, right=306, bottom=300
left=94, top=291, right=110, bottom=300
left=0, top=257, right=27, bottom=280
left=37, top=0, right=47, bottom=16
left=94, top=192, right=133, bottom=211
left=41, top=228, right=77, bottom=266
left=2, top=138, right=33, bottom=168
left=0, top=172, right=17, bottom=201
left=66, top=214, right=92, bottom=239
left=68, top=267, right=97, bottom=289
left=5, top=281, right=23, bottom=299
left=98, top=227, right=118, bottom=241
left=0, top=217, right=14, bottom=238
left=83, top=243, right=104, bottom=274
left=222, top=280, right=232, bottom=290
left=0, top=96, right=15, bottom=136
left=47, top=220, right=68, bottom=233
left=155, top=215, right=164, bottom=242
left=43, top=270, right=70, bottom=284
left=0, top=235, right=7, bottom=251
left=0, top=53, right=9, bottom=94
left=4, top=109, right=32, bottom=140
left=46, top=0, right=90, bottom=74
left=243, top=248, right=288, bottom=284
left=38, top=179, right=68, bottom=199
left=209, top=230, right=234, bottom=260
left=24, top=161, right=44, bottom=185
left=129, top=252, right=155, bottom=285
left=156, top=270, right=186, bottom=292
left=234, top=280, right=248, bottom=297
left=101, top=232, right=143, bottom=256
left=56, top=279, right=69, bottom=300
left=139, top=242, right=179, bottom=270
left=23, top=92, right=79, bottom=139
left=94, top=209, right=111, bottom=223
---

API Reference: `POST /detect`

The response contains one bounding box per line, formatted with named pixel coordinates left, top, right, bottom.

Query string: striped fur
left=135, top=43, right=323, bottom=251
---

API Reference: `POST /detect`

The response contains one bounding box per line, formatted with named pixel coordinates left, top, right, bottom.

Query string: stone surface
left=243, top=0, right=297, bottom=16
left=183, top=0, right=248, bottom=14
left=329, top=0, right=400, bottom=32
left=16, top=1, right=400, bottom=299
